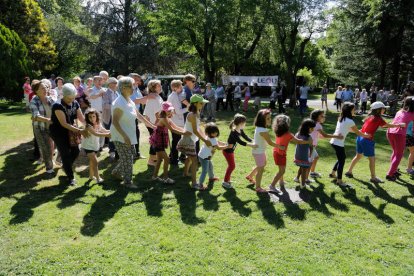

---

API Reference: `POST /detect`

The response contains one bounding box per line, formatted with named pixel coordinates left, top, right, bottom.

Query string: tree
left=0, top=0, right=57, bottom=74
left=0, top=24, right=29, bottom=101
left=270, top=0, right=327, bottom=105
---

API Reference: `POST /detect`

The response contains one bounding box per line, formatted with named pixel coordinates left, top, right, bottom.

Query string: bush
left=0, top=23, right=29, bottom=101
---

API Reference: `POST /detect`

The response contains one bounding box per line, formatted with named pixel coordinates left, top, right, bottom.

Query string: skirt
left=177, top=135, right=197, bottom=156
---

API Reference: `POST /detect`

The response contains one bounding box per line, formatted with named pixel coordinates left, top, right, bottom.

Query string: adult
left=277, top=83, right=285, bottom=114
left=360, top=88, right=368, bottom=113
left=299, top=82, right=310, bottom=116
left=204, top=83, right=216, bottom=121
left=102, top=77, right=119, bottom=159
left=342, top=85, right=354, bottom=102
left=370, top=87, right=377, bottom=104
left=129, top=73, right=149, bottom=159
left=143, top=80, right=164, bottom=166
left=233, top=82, right=242, bottom=111
left=99, top=71, right=109, bottom=87
left=334, top=86, right=343, bottom=112
left=215, top=83, right=225, bottom=111
left=168, top=80, right=189, bottom=165
left=224, top=82, right=234, bottom=111
left=111, top=77, right=154, bottom=188
left=241, top=82, right=251, bottom=112
left=49, top=83, right=89, bottom=185
left=87, top=76, right=105, bottom=114
left=321, top=84, right=329, bottom=111
left=182, top=74, right=196, bottom=114
left=30, top=80, right=55, bottom=174
left=55, top=77, right=64, bottom=103
left=73, top=76, right=89, bottom=112
left=42, top=79, right=57, bottom=102
left=48, top=74, right=57, bottom=89
left=23, top=76, right=32, bottom=112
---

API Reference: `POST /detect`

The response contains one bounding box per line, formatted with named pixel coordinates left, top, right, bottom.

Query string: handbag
left=62, top=104, right=82, bottom=147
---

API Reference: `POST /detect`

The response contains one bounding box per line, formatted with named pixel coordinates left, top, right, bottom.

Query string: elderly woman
left=73, top=76, right=89, bottom=112
left=143, top=79, right=164, bottom=166
left=49, top=83, right=89, bottom=185
left=30, top=80, right=55, bottom=174
left=111, top=77, right=155, bottom=189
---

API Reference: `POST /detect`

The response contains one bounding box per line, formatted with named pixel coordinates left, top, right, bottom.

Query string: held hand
left=124, top=136, right=131, bottom=146
left=400, top=123, right=406, bottom=128
left=363, top=132, right=372, bottom=139
left=278, top=145, right=286, bottom=150
left=205, top=140, right=212, bottom=147
left=337, top=133, right=344, bottom=140
left=81, top=129, right=90, bottom=138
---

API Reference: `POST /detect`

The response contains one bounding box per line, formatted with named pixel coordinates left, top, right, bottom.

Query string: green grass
left=1, top=102, right=413, bottom=274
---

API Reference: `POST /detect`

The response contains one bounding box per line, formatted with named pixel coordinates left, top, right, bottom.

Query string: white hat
left=108, top=77, right=118, bottom=84
left=370, top=101, right=389, bottom=110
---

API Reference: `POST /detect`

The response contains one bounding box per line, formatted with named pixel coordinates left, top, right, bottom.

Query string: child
left=305, top=110, right=343, bottom=180
left=345, top=102, right=405, bottom=183
left=81, top=108, right=111, bottom=183
left=150, top=102, right=188, bottom=184
left=198, top=123, right=228, bottom=188
left=294, top=119, right=316, bottom=189
left=329, top=102, right=371, bottom=188
left=405, top=121, right=414, bottom=175
left=269, top=115, right=311, bottom=194
left=177, top=94, right=212, bottom=190
left=245, top=109, right=285, bottom=193
left=386, top=97, right=414, bottom=181
left=222, top=114, right=257, bottom=189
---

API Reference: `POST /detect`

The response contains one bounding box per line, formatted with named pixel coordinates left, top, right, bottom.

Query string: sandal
left=255, top=187, right=268, bottom=193
left=246, top=175, right=256, bottom=184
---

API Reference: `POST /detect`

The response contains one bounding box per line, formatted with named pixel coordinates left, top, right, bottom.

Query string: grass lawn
left=0, top=101, right=413, bottom=274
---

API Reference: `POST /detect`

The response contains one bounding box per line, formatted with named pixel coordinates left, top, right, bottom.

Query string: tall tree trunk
left=379, top=56, right=387, bottom=88
left=391, top=25, right=405, bottom=90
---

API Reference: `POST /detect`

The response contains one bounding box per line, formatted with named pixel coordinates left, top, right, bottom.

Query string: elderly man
left=342, top=85, right=354, bottom=102
left=103, top=77, right=119, bottom=159
left=100, top=71, right=109, bottom=87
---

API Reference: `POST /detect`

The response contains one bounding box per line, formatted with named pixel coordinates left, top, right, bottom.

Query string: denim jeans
left=198, top=157, right=214, bottom=185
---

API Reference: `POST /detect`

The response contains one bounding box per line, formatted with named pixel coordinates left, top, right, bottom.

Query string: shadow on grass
left=0, top=141, right=44, bottom=199
left=222, top=189, right=252, bottom=217
left=9, top=176, right=69, bottom=224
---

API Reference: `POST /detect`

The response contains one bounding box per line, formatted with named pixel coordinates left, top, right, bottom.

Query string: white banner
left=222, top=75, right=279, bottom=87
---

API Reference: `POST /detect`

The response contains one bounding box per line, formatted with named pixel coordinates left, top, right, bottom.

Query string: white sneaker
left=268, top=185, right=283, bottom=195
left=70, top=179, right=77, bottom=186
left=310, top=172, right=322, bottom=178
left=97, top=178, right=104, bottom=184
left=109, top=152, right=116, bottom=159
left=293, top=177, right=299, bottom=183
left=222, top=182, right=233, bottom=189
left=46, top=169, right=54, bottom=174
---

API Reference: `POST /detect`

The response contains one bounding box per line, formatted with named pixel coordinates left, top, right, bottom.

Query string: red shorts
left=273, top=151, right=287, bottom=166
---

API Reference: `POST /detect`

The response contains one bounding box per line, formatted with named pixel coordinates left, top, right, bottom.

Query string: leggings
left=33, top=126, right=53, bottom=170
left=332, top=144, right=346, bottom=180
left=387, top=133, right=406, bottom=176
left=50, top=131, right=79, bottom=180
left=223, top=151, right=235, bottom=182
left=113, top=141, right=135, bottom=184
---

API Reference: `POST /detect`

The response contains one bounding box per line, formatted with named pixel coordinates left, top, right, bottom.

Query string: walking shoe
left=268, top=185, right=283, bottom=195
left=305, top=179, right=314, bottom=184
left=222, top=182, right=233, bottom=189
left=46, top=168, right=55, bottom=174
left=97, top=178, right=104, bottom=184
left=329, top=173, right=337, bottom=179
left=109, top=152, right=116, bottom=159
left=370, top=177, right=384, bottom=184
left=70, top=179, right=77, bottom=186
left=386, top=175, right=397, bottom=182
left=310, top=172, right=322, bottom=178
left=151, top=176, right=162, bottom=181
left=192, top=183, right=206, bottom=190
left=345, top=172, right=354, bottom=178
left=338, top=182, right=353, bottom=189
left=162, top=178, right=175, bottom=184
left=406, top=168, right=414, bottom=175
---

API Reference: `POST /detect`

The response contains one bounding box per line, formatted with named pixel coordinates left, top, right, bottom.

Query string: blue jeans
left=198, top=157, right=214, bottom=185
left=299, top=98, right=307, bottom=115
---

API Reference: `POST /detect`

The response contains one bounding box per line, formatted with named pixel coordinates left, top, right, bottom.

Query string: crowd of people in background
left=23, top=72, right=414, bottom=193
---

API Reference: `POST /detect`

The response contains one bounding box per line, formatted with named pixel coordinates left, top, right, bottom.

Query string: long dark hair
left=273, top=115, right=290, bottom=137
left=339, top=102, right=355, bottom=122
left=310, top=109, right=324, bottom=122
left=298, top=119, right=316, bottom=137
left=402, top=96, right=414, bottom=112
left=229, top=113, right=247, bottom=129
left=254, top=109, right=271, bottom=128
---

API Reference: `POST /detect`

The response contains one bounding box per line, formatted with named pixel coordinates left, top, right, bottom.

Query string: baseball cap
left=162, top=101, right=175, bottom=112
left=190, top=94, right=209, bottom=104
left=370, top=101, right=389, bottom=110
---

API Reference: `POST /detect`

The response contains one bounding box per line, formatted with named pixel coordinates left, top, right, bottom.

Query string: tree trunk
left=391, top=25, right=405, bottom=90
left=379, top=56, right=387, bottom=88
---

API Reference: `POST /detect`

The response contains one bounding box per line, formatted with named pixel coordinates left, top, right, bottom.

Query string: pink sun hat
left=162, top=101, right=175, bottom=112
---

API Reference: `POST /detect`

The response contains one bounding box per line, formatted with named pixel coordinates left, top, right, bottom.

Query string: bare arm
left=319, top=129, right=343, bottom=139
left=351, top=125, right=371, bottom=138
left=86, top=125, right=110, bottom=138
left=260, top=131, right=285, bottom=150
left=290, top=136, right=312, bottom=145
left=76, top=108, right=86, bottom=124
left=136, top=110, right=155, bottom=129
left=382, top=122, right=405, bottom=128
left=188, top=113, right=211, bottom=146
left=55, top=110, right=83, bottom=133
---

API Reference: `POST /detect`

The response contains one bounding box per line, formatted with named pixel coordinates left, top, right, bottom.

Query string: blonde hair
left=147, top=79, right=161, bottom=94
left=170, top=80, right=182, bottom=89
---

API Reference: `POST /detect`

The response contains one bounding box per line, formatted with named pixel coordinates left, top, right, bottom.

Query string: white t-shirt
left=110, top=95, right=137, bottom=144
left=198, top=137, right=218, bottom=159
left=330, top=118, right=355, bottom=147
left=299, top=86, right=310, bottom=99
left=81, top=125, right=104, bottom=151
left=143, top=95, right=163, bottom=124
left=89, top=86, right=104, bottom=113
left=252, top=127, right=268, bottom=154
left=335, top=90, right=343, bottom=100
left=310, top=122, right=323, bottom=146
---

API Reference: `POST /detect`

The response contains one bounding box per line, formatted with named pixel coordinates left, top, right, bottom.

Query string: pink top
left=23, top=83, right=32, bottom=95
left=387, top=110, right=414, bottom=135
left=310, top=122, right=323, bottom=146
